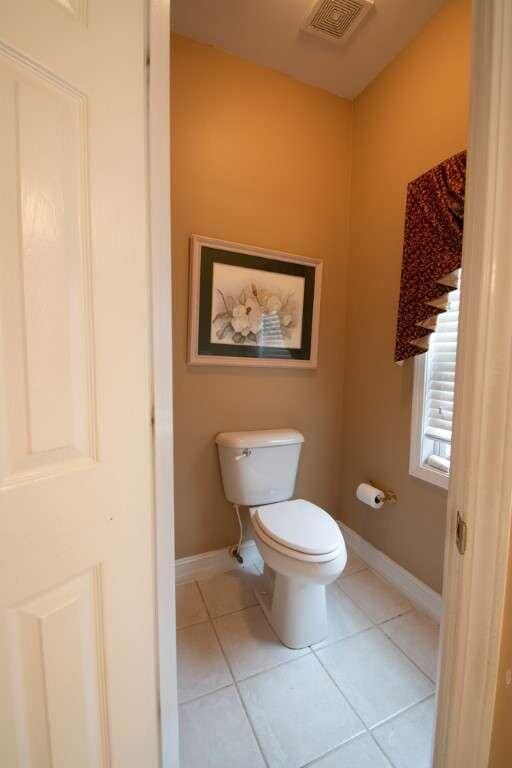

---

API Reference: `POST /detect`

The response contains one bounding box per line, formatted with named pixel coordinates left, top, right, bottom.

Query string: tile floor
left=176, top=548, right=439, bottom=768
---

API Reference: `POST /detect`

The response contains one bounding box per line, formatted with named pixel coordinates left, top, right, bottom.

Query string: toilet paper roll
left=356, top=482, right=385, bottom=509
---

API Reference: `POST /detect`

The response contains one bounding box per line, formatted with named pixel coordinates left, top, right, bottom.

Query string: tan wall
left=171, top=34, right=353, bottom=557
left=171, top=7, right=512, bottom=761
left=339, top=0, right=471, bottom=592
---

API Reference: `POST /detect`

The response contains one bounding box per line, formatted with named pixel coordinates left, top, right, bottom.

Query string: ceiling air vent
left=302, top=0, right=374, bottom=44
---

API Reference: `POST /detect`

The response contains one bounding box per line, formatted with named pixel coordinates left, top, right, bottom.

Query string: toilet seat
left=251, top=499, right=343, bottom=563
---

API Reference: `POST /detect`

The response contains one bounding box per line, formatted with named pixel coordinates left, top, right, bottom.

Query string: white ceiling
left=172, top=0, right=446, bottom=100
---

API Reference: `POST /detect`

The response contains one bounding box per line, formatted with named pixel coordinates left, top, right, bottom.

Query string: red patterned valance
left=394, top=151, right=466, bottom=362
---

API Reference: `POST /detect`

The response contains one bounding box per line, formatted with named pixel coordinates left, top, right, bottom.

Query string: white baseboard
left=175, top=539, right=259, bottom=583
left=174, top=525, right=442, bottom=623
left=338, top=521, right=442, bottom=623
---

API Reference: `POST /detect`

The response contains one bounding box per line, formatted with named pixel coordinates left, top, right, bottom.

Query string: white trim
left=338, top=522, right=442, bottom=623
left=176, top=528, right=442, bottom=624
left=410, top=354, right=449, bottom=490
left=434, top=1, right=512, bottom=766
left=187, top=234, right=323, bottom=369
left=148, top=2, right=179, bottom=767
left=175, top=540, right=260, bottom=583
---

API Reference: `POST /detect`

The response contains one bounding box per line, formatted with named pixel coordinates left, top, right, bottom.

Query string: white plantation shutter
left=422, top=284, right=460, bottom=472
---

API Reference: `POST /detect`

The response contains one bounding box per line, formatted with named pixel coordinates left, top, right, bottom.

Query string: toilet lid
left=253, top=499, right=342, bottom=556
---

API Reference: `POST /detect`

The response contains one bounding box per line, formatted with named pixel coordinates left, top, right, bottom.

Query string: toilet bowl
left=250, top=499, right=347, bottom=648
left=215, top=428, right=347, bottom=649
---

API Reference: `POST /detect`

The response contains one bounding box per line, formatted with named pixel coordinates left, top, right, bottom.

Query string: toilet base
left=256, top=569, right=328, bottom=649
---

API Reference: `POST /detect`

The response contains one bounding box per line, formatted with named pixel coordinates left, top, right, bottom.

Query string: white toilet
left=215, top=428, right=347, bottom=649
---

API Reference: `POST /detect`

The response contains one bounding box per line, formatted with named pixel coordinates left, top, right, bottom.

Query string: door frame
left=147, top=0, right=512, bottom=766
left=147, top=1, right=179, bottom=767
left=434, top=0, right=512, bottom=766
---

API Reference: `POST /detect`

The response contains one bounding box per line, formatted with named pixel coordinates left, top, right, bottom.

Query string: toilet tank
left=215, top=429, right=304, bottom=506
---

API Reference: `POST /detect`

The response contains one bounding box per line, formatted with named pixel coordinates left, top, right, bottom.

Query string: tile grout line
left=311, top=643, right=436, bottom=748
left=192, top=577, right=322, bottom=686
left=195, top=599, right=260, bottom=623
left=180, top=575, right=434, bottom=692
left=311, top=621, right=379, bottom=653
left=368, top=691, right=437, bottom=732
left=177, top=565, right=438, bottom=765
left=209, top=590, right=314, bottom=688
left=184, top=579, right=377, bottom=768
left=310, top=644, right=372, bottom=734
left=300, top=732, right=389, bottom=768
left=255, top=638, right=370, bottom=768
left=176, top=617, right=211, bottom=632
left=179, top=677, right=234, bottom=707
left=300, top=735, right=369, bottom=768
left=367, top=692, right=437, bottom=768
left=176, top=612, right=234, bottom=707
left=215, top=599, right=262, bottom=620
left=179, top=607, right=271, bottom=768
left=334, top=575, right=415, bottom=625
left=180, top=586, right=318, bottom=699
left=207, top=611, right=272, bottom=768
left=332, top=622, right=434, bottom=691
left=213, top=644, right=312, bottom=686
left=195, top=571, right=262, bottom=621
left=181, top=615, right=384, bottom=701
left=191, top=563, right=425, bottom=638
left=337, top=557, right=442, bottom=624
left=299, top=734, right=368, bottom=768
left=198, top=597, right=386, bottom=687
left=378, top=622, right=439, bottom=685
left=336, top=564, right=414, bottom=608
left=302, top=730, right=397, bottom=768
left=333, top=574, right=440, bottom=683
left=304, top=645, right=398, bottom=767
left=332, top=578, right=440, bottom=675
left=367, top=729, right=399, bottom=768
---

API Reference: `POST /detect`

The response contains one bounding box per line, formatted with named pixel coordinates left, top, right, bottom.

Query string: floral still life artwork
left=188, top=236, right=322, bottom=368
left=211, top=263, right=303, bottom=349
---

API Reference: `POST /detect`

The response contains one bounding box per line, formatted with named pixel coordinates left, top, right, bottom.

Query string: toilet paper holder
left=370, top=483, right=398, bottom=504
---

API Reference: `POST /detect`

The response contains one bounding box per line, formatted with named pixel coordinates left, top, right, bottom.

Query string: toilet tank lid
left=215, top=428, right=304, bottom=449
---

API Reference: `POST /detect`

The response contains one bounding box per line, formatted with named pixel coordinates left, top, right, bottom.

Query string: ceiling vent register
left=302, top=0, right=375, bottom=44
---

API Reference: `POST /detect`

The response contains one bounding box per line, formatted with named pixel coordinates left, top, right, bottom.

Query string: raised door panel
left=7, top=568, right=110, bottom=768
left=0, top=49, right=96, bottom=487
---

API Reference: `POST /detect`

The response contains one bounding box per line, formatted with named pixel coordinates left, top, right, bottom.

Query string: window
left=410, top=281, right=460, bottom=489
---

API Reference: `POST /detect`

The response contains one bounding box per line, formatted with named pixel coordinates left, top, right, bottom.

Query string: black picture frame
left=188, top=236, right=322, bottom=369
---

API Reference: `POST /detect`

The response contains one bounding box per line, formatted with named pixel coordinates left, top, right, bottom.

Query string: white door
left=0, top=1, right=162, bottom=766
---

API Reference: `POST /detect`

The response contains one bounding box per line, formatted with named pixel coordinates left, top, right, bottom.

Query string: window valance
left=394, top=150, right=466, bottom=362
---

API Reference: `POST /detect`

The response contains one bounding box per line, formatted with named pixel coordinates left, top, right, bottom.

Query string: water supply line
left=229, top=503, right=244, bottom=564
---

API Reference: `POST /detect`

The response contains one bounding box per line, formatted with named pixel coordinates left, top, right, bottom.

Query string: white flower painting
left=210, top=263, right=305, bottom=349
left=188, top=236, right=322, bottom=368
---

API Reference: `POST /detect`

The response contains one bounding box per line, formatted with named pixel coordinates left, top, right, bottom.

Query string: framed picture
left=188, top=235, right=323, bottom=368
